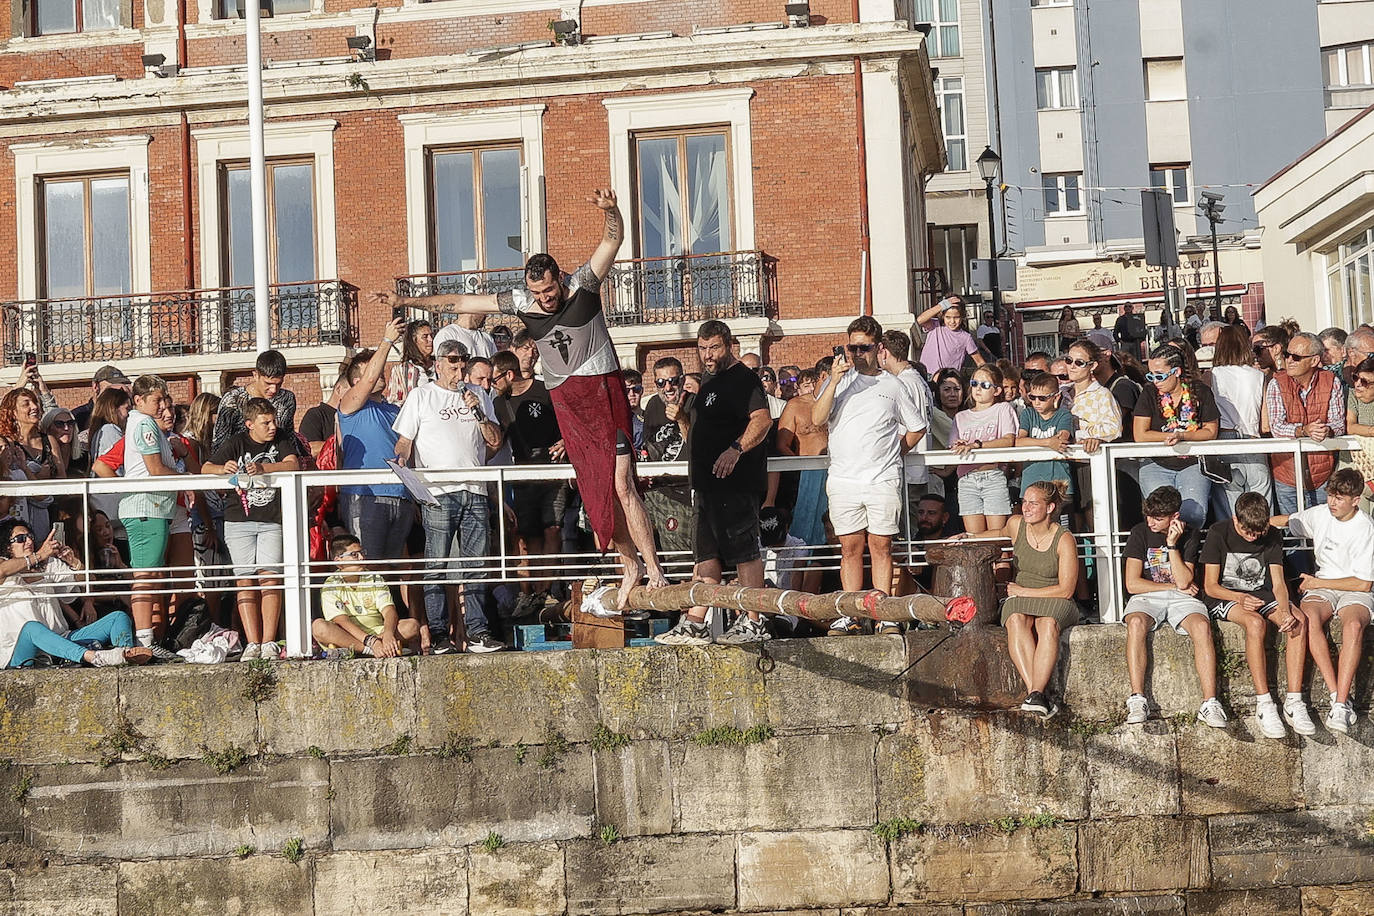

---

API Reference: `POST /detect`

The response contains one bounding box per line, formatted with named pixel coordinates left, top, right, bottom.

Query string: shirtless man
left=374, top=188, right=667, bottom=607
left=779, top=355, right=834, bottom=546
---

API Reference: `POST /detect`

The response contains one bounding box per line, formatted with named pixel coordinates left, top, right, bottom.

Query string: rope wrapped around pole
left=583, top=579, right=953, bottom=625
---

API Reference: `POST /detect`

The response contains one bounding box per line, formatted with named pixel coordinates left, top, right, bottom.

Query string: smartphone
left=22, top=351, right=36, bottom=369
left=51, top=522, right=65, bottom=545
left=833, top=345, right=845, bottom=360
left=392, top=305, right=406, bottom=321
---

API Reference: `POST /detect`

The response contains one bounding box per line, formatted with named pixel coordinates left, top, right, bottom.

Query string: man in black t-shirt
left=1113, top=303, right=1148, bottom=361
left=202, top=397, right=302, bottom=661
left=641, top=357, right=694, bottom=557
left=1200, top=491, right=1316, bottom=738
left=655, top=321, right=773, bottom=647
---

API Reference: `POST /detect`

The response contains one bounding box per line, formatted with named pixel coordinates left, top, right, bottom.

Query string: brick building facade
left=0, top=0, right=943, bottom=405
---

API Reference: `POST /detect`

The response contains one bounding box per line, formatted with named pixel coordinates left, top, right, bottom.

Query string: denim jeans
left=1137, top=460, right=1212, bottom=530
left=8, top=612, right=134, bottom=667
left=1209, top=429, right=1275, bottom=520
left=421, top=490, right=491, bottom=639
left=1274, top=480, right=1327, bottom=516
left=341, top=492, right=415, bottom=560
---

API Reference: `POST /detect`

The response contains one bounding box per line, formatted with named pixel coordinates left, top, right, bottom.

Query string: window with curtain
left=39, top=173, right=132, bottom=347
left=32, top=0, right=120, bottom=35
left=634, top=129, right=734, bottom=312
left=1035, top=67, right=1078, bottom=109
left=221, top=159, right=318, bottom=332
left=937, top=77, right=967, bottom=171
left=427, top=144, right=524, bottom=284
left=1322, top=42, right=1373, bottom=88
left=913, top=0, right=959, bottom=58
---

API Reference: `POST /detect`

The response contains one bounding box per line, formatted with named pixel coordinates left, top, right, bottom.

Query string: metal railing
left=394, top=250, right=779, bottom=328
left=0, top=436, right=1355, bottom=658
left=1, top=280, right=356, bottom=366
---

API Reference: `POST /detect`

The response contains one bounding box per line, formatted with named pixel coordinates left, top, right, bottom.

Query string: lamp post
left=976, top=146, right=1002, bottom=354
left=1198, top=190, right=1225, bottom=321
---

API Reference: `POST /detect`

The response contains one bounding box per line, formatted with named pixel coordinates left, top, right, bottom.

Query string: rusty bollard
left=926, top=541, right=1004, bottom=628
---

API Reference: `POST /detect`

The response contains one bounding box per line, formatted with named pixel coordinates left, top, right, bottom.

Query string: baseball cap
left=93, top=365, right=130, bottom=386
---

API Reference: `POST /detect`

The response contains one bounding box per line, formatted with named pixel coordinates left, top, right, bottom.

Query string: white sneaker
left=1197, top=698, right=1229, bottom=729
left=90, top=647, right=130, bottom=667
left=1284, top=699, right=1317, bottom=736
left=240, top=643, right=261, bottom=662
left=1326, top=701, right=1356, bottom=735
left=1255, top=701, right=1287, bottom=739
left=1125, top=693, right=1149, bottom=725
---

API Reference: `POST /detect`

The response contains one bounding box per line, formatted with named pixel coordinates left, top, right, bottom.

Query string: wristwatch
left=730, top=439, right=743, bottom=452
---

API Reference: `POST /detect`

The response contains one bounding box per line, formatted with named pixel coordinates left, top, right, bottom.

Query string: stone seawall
left=1, top=625, right=1372, bottom=915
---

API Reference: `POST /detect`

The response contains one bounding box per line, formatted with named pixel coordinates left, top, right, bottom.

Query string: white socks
left=135, top=629, right=155, bottom=648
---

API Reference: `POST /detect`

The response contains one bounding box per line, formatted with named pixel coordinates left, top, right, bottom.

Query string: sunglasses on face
left=970, top=379, right=997, bottom=390
left=847, top=343, right=877, bottom=354
left=655, top=377, right=683, bottom=388
left=1065, top=357, right=1092, bottom=368
left=1054, top=373, right=1070, bottom=381
left=1027, top=393, right=1055, bottom=402
left=1284, top=350, right=1316, bottom=361
left=440, top=355, right=465, bottom=364
left=1144, top=368, right=1179, bottom=383
left=625, top=385, right=643, bottom=394
left=9, top=533, right=33, bottom=544
left=1355, top=377, right=1374, bottom=388
left=781, top=375, right=798, bottom=384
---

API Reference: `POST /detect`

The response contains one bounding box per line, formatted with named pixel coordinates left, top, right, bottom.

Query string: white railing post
left=1090, top=446, right=1121, bottom=623
left=278, top=473, right=310, bottom=658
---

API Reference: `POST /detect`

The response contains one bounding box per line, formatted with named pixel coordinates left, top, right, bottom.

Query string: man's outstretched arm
left=586, top=188, right=625, bottom=282
left=370, top=288, right=501, bottom=315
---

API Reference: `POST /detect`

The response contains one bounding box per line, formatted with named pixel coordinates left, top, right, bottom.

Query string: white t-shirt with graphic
left=392, top=381, right=497, bottom=496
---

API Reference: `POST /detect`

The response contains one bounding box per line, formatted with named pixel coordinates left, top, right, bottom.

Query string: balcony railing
left=2, top=280, right=357, bottom=366
left=394, top=250, right=779, bottom=327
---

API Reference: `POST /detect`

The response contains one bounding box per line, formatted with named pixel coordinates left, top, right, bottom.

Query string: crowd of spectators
left=2, top=290, right=1373, bottom=738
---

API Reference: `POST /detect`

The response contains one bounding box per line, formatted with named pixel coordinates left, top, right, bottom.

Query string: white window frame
left=12, top=135, right=151, bottom=302
left=1042, top=172, right=1083, bottom=216
left=603, top=88, right=756, bottom=259
left=1149, top=163, right=1191, bottom=207
left=398, top=104, right=547, bottom=277
left=192, top=120, right=338, bottom=290
left=1323, top=42, right=1374, bottom=88
left=936, top=76, right=967, bottom=172
left=1030, top=0, right=1073, bottom=7
left=1036, top=67, right=1079, bottom=110
left=912, top=0, right=959, bottom=58
left=1326, top=226, right=1374, bottom=329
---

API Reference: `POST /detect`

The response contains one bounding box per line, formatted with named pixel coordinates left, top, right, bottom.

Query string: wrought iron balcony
left=394, top=250, right=779, bottom=328
left=2, top=280, right=356, bottom=366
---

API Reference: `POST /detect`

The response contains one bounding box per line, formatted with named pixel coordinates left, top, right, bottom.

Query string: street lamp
left=976, top=146, right=1003, bottom=355
left=1198, top=190, right=1225, bottom=320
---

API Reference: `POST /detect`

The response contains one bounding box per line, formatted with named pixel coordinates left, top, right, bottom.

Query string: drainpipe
left=852, top=0, right=871, bottom=316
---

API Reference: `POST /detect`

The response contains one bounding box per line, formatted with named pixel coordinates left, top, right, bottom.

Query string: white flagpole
left=246, top=0, right=271, bottom=353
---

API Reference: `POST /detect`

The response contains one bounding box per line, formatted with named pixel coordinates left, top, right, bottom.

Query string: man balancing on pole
left=373, top=188, right=669, bottom=607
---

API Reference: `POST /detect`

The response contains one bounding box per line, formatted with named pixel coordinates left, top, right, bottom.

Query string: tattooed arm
left=586, top=188, right=624, bottom=282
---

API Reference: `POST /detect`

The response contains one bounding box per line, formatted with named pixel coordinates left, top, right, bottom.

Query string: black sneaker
left=1020, top=691, right=1051, bottom=716
left=427, top=635, right=459, bottom=655
left=148, top=644, right=185, bottom=663
left=466, top=634, right=507, bottom=654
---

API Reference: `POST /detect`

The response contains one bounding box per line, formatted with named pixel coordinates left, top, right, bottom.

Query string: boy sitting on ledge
left=312, top=534, right=421, bottom=659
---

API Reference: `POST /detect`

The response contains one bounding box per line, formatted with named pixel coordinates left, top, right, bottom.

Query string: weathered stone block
left=414, top=650, right=599, bottom=748
left=1085, top=725, right=1181, bottom=818
left=1210, top=807, right=1374, bottom=889
left=565, top=833, right=734, bottom=915
left=1305, top=623, right=1374, bottom=711
left=891, top=826, right=1077, bottom=903
left=117, top=856, right=311, bottom=915
left=330, top=746, right=594, bottom=850
left=967, top=897, right=1185, bottom=915
left=467, top=842, right=565, bottom=916
left=118, top=665, right=257, bottom=760
left=764, top=636, right=906, bottom=728
left=1061, top=625, right=1203, bottom=721
left=1303, top=731, right=1374, bottom=806
left=0, top=864, right=116, bottom=916
left=1185, top=888, right=1303, bottom=916
left=1302, top=882, right=1374, bottom=915
left=593, top=740, right=673, bottom=836
left=672, top=644, right=772, bottom=734
left=1176, top=716, right=1301, bottom=815
left=258, top=658, right=417, bottom=755
left=24, top=757, right=329, bottom=859
left=594, top=645, right=690, bottom=738
left=1078, top=817, right=1209, bottom=892
left=846, top=907, right=963, bottom=916
left=313, top=849, right=468, bottom=916
left=903, top=628, right=1024, bottom=711
left=675, top=732, right=876, bottom=832
left=0, top=669, right=118, bottom=765
left=880, top=711, right=1087, bottom=823
left=738, top=829, right=889, bottom=910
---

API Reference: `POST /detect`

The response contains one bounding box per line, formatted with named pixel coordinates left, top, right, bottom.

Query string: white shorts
left=169, top=504, right=192, bottom=537
left=1301, top=588, right=1374, bottom=619
left=1123, top=590, right=1209, bottom=635
left=827, top=477, right=901, bottom=537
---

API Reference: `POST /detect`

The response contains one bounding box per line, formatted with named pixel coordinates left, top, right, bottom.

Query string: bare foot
left=617, top=560, right=645, bottom=611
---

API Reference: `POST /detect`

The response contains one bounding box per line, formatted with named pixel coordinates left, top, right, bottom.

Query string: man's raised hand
left=370, top=290, right=404, bottom=311
left=587, top=188, right=617, bottom=210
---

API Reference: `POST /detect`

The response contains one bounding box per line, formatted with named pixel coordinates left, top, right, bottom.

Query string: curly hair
left=0, top=388, right=40, bottom=440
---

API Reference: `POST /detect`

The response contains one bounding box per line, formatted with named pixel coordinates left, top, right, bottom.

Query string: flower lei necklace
left=1158, top=379, right=1198, bottom=432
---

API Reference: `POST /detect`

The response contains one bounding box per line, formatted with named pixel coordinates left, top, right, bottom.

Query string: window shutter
left=11, top=0, right=31, bottom=38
